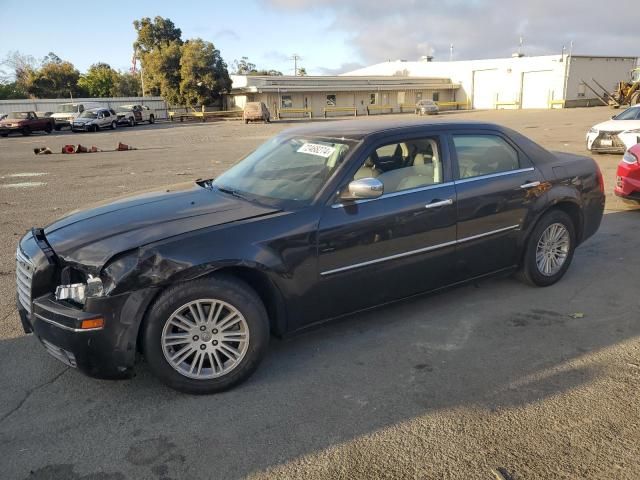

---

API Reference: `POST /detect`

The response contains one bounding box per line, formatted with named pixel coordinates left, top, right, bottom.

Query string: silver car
left=71, top=108, right=118, bottom=132
left=415, top=99, right=439, bottom=115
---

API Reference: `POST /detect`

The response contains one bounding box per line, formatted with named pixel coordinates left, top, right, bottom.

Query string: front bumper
left=615, top=161, right=640, bottom=203
left=19, top=288, right=158, bottom=379
left=71, top=123, right=92, bottom=131
left=587, top=131, right=640, bottom=153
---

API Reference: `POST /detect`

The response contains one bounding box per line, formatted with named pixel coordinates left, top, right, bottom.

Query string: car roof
left=281, top=119, right=510, bottom=140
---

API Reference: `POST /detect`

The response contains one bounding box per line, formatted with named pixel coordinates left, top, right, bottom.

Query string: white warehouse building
left=344, top=54, right=638, bottom=109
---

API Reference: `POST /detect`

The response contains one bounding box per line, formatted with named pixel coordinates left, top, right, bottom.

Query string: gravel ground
left=0, top=108, right=638, bottom=479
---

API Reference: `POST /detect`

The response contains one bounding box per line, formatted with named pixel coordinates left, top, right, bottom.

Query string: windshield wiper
left=216, top=185, right=252, bottom=201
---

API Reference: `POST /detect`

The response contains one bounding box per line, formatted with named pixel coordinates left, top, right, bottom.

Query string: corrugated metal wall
left=0, top=97, right=170, bottom=119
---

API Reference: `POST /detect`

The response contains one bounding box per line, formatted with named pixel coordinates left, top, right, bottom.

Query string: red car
left=0, top=111, right=55, bottom=137
left=615, top=143, right=640, bottom=204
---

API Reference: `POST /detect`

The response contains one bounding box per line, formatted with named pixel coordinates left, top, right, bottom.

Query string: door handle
left=520, top=181, right=541, bottom=189
left=425, top=199, right=453, bottom=209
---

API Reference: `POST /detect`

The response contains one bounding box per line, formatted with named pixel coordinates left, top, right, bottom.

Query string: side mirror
left=340, top=177, right=384, bottom=201
left=611, top=115, right=617, bottom=119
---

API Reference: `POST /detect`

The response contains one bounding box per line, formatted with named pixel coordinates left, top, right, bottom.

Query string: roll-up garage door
left=472, top=69, right=498, bottom=109
left=521, top=71, right=553, bottom=109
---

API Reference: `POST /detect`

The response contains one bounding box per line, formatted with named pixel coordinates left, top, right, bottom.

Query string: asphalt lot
left=0, top=108, right=639, bottom=479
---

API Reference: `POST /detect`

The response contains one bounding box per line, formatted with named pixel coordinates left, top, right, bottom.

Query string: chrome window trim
left=454, top=167, right=534, bottom=184
left=332, top=181, right=455, bottom=209
left=34, top=312, right=103, bottom=333
left=320, top=224, right=520, bottom=276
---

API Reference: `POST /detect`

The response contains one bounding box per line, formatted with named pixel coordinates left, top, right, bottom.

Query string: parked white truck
left=115, top=104, right=156, bottom=126
left=51, top=102, right=101, bottom=130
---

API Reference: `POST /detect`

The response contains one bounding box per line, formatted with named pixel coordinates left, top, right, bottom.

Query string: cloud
left=213, top=29, right=240, bottom=41
left=261, top=0, right=640, bottom=64
left=317, top=62, right=365, bottom=75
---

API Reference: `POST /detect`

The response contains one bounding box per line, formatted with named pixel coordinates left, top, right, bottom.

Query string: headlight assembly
left=588, top=127, right=598, bottom=134
left=55, top=275, right=104, bottom=304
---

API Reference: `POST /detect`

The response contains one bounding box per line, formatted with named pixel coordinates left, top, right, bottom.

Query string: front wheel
left=142, top=275, right=270, bottom=394
left=148, top=114, right=155, bottom=124
left=516, top=210, right=576, bottom=287
left=128, top=117, right=135, bottom=127
left=110, top=121, right=117, bottom=130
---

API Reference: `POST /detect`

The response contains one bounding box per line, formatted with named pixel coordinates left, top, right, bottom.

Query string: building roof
left=230, top=75, right=459, bottom=93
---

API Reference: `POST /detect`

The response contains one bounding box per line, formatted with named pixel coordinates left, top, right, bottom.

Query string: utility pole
left=450, top=44, right=454, bottom=62
left=291, top=53, right=302, bottom=76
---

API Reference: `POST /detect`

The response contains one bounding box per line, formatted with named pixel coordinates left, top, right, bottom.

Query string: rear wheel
left=143, top=275, right=270, bottom=394
left=516, top=209, right=576, bottom=287
left=45, top=123, right=53, bottom=134
left=21, top=127, right=31, bottom=136
left=149, top=114, right=155, bottom=124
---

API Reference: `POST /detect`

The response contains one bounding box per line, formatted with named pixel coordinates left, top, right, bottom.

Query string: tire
left=631, top=91, right=640, bottom=105
left=110, top=120, right=117, bottom=130
left=128, top=117, right=135, bottom=127
left=54, top=125, right=61, bottom=131
left=45, top=123, right=53, bottom=134
left=21, top=127, right=31, bottom=136
left=244, top=119, right=249, bottom=124
left=1, top=133, right=8, bottom=137
left=142, top=275, right=270, bottom=394
left=93, top=125, right=100, bottom=132
left=516, top=209, right=576, bottom=287
left=149, top=114, right=155, bottom=124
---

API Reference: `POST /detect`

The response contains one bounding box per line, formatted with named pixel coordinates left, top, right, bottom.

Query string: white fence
left=0, top=96, right=170, bottom=119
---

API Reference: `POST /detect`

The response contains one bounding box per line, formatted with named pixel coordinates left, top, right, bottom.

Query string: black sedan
left=16, top=120, right=605, bottom=394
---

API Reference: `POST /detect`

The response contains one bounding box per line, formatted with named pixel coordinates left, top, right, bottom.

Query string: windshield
left=79, top=111, right=98, bottom=119
left=214, top=135, right=358, bottom=206
left=58, top=104, right=78, bottom=113
left=614, top=107, right=640, bottom=120
left=7, top=112, right=29, bottom=119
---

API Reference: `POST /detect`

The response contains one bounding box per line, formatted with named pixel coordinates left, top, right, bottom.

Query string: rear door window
left=452, top=135, right=520, bottom=179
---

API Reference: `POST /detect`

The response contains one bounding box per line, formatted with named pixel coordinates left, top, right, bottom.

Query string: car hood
left=44, top=181, right=280, bottom=269
left=73, top=117, right=94, bottom=123
left=592, top=119, right=640, bottom=132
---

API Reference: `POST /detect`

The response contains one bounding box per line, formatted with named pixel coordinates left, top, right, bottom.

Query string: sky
left=1, top=0, right=639, bottom=77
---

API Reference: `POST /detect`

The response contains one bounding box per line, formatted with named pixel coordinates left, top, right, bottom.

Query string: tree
left=297, top=67, right=307, bottom=76
left=78, top=63, right=119, bottom=97
left=0, top=51, right=38, bottom=87
left=180, top=39, right=231, bottom=106
left=141, top=41, right=183, bottom=103
left=133, top=16, right=182, bottom=54
left=113, top=72, right=141, bottom=97
left=0, top=81, right=27, bottom=99
left=232, top=57, right=257, bottom=75
left=252, top=69, right=283, bottom=76
left=27, top=60, right=82, bottom=98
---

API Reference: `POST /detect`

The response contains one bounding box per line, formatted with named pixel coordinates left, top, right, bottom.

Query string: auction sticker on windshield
left=297, top=143, right=336, bottom=158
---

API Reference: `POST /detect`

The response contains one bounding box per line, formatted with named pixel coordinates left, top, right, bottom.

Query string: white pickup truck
left=51, top=102, right=101, bottom=130
left=116, top=104, right=156, bottom=126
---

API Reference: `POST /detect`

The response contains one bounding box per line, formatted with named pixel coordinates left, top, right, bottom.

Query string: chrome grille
left=16, top=247, right=34, bottom=314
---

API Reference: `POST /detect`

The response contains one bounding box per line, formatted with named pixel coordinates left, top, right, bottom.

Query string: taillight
left=622, top=150, right=639, bottom=165
left=596, top=164, right=605, bottom=195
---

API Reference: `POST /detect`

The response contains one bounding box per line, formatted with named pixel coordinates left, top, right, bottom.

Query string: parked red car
left=615, top=143, right=640, bottom=204
left=0, top=111, right=55, bottom=137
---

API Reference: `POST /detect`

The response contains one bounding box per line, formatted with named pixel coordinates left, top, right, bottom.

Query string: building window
left=370, top=93, right=377, bottom=105
left=415, top=92, right=422, bottom=102
left=432, top=92, right=440, bottom=102
left=281, top=95, right=293, bottom=108
left=326, top=94, right=336, bottom=106
left=397, top=92, right=406, bottom=105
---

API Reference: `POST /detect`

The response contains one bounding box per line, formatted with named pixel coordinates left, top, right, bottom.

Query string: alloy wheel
left=161, top=299, right=250, bottom=379
left=535, top=222, right=570, bottom=276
